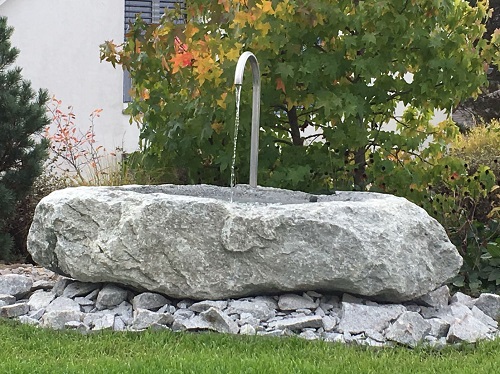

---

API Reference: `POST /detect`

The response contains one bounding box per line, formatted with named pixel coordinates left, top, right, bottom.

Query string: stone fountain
left=27, top=52, right=462, bottom=303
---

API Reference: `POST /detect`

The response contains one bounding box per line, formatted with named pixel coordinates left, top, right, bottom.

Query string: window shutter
left=125, top=1, right=153, bottom=33
left=123, top=0, right=185, bottom=102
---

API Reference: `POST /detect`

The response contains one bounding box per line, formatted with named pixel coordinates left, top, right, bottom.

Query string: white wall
left=0, top=0, right=139, bottom=154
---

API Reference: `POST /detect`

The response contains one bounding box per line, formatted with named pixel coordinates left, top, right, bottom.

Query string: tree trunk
left=287, top=106, right=304, bottom=146
left=353, top=147, right=367, bottom=190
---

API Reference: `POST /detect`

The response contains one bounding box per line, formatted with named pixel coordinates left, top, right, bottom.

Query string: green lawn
left=0, top=319, right=499, bottom=374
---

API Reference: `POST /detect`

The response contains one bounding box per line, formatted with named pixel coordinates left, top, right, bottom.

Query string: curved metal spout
left=234, top=51, right=261, bottom=188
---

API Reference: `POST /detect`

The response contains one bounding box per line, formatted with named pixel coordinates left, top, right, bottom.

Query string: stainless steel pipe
left=234, top=51, right=261, bottom=188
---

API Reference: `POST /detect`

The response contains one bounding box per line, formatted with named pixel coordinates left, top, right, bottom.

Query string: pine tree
left=0, top=17, right=49, bottom=260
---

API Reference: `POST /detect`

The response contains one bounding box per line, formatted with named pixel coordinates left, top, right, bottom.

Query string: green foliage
left=365, top=114, right=500, bottom=295
left=6, top=171, right=66, bottom=262
left=451, top=119, right=500, bottom=177
left=101, top=0, right=499, bottom=191
left=0, top=17, right=49, bottom=260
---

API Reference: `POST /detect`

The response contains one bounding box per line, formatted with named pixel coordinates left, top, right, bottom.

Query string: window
left=123, top=0, right=185, bottom=102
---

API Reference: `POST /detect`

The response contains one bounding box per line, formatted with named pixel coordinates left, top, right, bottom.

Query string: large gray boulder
left=27, top=184, right=462, bottom=302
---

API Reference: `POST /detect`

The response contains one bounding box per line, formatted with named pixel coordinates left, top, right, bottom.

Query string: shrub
left=7, top=98, right=133, bottom=262
left=451, top=119, right=500, bottom=177
left=45, top=97, right=120, bottom=186
left=6, top=171, right=66, bottom=262
left=369, top=117, right=500, bottom=296
left=100, top=0, right=499, bottom=192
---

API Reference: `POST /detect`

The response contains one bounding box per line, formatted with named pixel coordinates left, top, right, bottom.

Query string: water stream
left=230, top=85, right=242, bottom=203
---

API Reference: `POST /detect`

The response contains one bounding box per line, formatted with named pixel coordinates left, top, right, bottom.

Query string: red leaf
left=276, top=77, right=286, bottom=93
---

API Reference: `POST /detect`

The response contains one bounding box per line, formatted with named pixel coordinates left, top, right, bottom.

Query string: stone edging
left=1, top=267, right=500, bottom=347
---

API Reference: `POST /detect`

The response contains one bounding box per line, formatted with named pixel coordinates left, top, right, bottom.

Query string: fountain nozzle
left=234, top=51, right=261, bottom=188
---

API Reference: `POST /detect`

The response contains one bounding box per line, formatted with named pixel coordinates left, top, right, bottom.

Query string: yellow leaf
left=224, top=44, right=243, bottom=61
left=185, top=23, right=199, bottom=39
left=141, top=89, right=150, bottom=100
left=255, top=21, right=271, bottom=35
left=217, top=92, right=228, bottom=109
left=257, top=0, right=275, bottom=15
left=156, top=24, right=172, bottom=36
left=234, top=11, right=247, bottom=25
left=211, top=122, right=224, bottom=134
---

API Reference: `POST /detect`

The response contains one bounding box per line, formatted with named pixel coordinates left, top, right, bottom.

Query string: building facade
left=0, top=0, right=182, bottom=155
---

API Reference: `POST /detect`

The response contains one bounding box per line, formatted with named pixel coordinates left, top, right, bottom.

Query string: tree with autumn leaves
left=101, top=0, right=499, bottom=194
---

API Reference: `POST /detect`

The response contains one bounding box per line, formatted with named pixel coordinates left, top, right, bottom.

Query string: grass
left=1, top=320, right=500, bottom=373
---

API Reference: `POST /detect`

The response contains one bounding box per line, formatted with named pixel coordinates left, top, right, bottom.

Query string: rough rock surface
left=27, top=185, right=462, bottom=302
left=0, top=267, right=499, bottom=347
